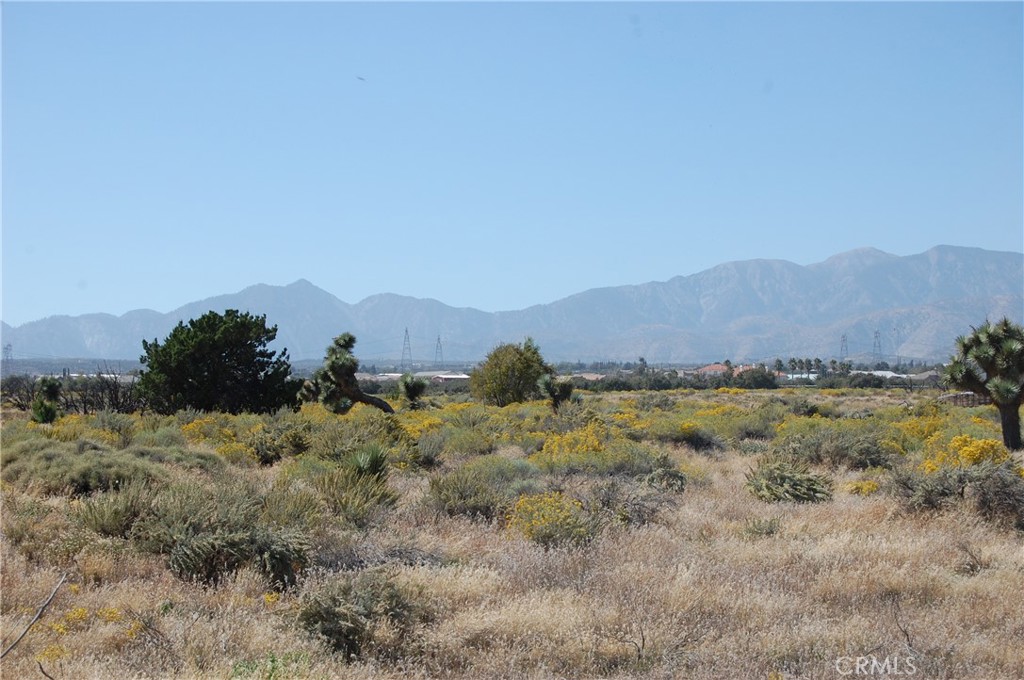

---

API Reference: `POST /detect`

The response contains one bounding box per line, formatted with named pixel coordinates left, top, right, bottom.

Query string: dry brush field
left=1, top=387, right=1022, bottom=679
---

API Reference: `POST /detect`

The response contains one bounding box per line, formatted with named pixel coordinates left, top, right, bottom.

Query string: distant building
left=696, top=363, right=730, bottom=376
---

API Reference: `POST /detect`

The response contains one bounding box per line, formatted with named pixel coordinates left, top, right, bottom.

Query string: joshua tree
left=301, top=333, right=394, bottom=414
left=538, top=374, right=574, bottom=414
left=399, top=373, right=428, bottom=410
left=944, top=318, right=1024, bottom=450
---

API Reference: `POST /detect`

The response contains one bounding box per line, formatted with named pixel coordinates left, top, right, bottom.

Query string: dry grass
left=2, top=390, right=1022, bottom=679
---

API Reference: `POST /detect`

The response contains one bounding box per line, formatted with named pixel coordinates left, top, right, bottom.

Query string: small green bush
left=131, top=479, right=310, bottom=587
left=311, top=467, right=398, bottom=529
left=890, top=461, right=1024, bottom=529
left=441, top=425, right=494, bottom=456
left=888, top=466, right=967, bottom=511
left=298, top=570, right=426, bottom=660
left=742, top=516, right=783, bottom=539
left=426, top=455, right=540, bottom=520
left=643, top=466, right=688, bottom=492
left=1, top=440, right=166, bottom=496
left=649, top=419, right=725, bottom=452
left=745, top=457, right=833, bottom=503
left=968, top=461, right=1024, bottom=530
left=92, top=411, right=136, bottom=448
left=73, top=479, right=153, bottom=538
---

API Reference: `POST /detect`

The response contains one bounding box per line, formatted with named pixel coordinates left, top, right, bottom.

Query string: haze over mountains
left=2, top=246, right=1021, bottom=364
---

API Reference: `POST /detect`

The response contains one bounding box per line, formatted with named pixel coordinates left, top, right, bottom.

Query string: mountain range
left=2, top=245, right=1021, bottom=364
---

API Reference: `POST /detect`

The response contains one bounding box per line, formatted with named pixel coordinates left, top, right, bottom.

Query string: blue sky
left=3, top=1, right=1022, bottom=327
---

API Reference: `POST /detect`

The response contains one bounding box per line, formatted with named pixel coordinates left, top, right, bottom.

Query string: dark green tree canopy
left=138, top=309, right=298, bottom=415
left=944, top=317, right=1024, bottom=450
left=301, top=333, right=395, bottom=414
left=470, top=338, right=553, bottom=407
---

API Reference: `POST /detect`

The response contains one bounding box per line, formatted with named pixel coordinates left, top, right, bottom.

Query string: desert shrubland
left=1, top=388, right=1022, bottom=679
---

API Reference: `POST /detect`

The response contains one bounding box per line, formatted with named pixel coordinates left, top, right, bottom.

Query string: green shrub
left=298, top=570, right=426, bottom=660
left=91, top=411, right=136, bottom=448
left=773, top=419, right=894, bottom=470
left=442, top=425, right=494, bottom=456
left=131, top=479, right=310, bottom=587
left=968, top=461, right=1024, bottom=530
left=643, top=466, right=688, bottom=492
left=426, top=455, right=540, bottom=520
left=745, top=457, right=833, bottom=503
left=649, top=419, right=725, bottom=452
left=246, top=419, right=311, bottom=465
left=305, top=408, right=406, bottom=461
left=311, top=466, right=398, bottom=529
left=742, top=516, right=783, bottom=539
left=31, top=397, right=59, bottom=424
left=414, top=430, right=445, bottom=468
left=73, top=479, right=153, bottom=538
left=132, top=425, right=188, bottom=448
left=890, top=461, right=1024, bottom=529
left=889, top=465, right=965, bottom=511
left=1, top=439, right=165, bottom=496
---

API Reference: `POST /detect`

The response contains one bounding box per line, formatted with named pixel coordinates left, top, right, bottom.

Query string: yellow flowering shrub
left=920, top=435, right=1010, bottom=473
left=180, top=416, right=219, bottom=444
left=540, top=420, right=607, bottom=457
left=694, top=404, right=744, bottom=418
left=891, top=414, right=946, bottom=448
left=844, top=480, right=881, bottom=496
left=507, top=492, right=592, bottom=547
left=35, top=645, right=69, bottom=663
left=398, top=412, right=444, bottom=441
left=215, top=441, right=258, bottom=465
left=96, top=607, right=124, bottom=623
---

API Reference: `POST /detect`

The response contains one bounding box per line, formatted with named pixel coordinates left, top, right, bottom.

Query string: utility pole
left=434, top=336, right=444, bottom=369
left=400, top=328, right=413, bottom=371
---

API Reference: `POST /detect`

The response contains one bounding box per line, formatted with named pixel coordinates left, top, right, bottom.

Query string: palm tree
left=944, top=318, right=1024, bottom=450
left=300, top=333, right=394, bottom=414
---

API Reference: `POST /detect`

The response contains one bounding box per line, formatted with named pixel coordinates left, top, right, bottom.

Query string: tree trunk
left=998, top=403, right=1022, bottom=451
left=355, top=392, right=395, bottom=414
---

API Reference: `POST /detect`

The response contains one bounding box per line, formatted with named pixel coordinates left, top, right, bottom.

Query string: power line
left=400, top=328, right=412, bottom=370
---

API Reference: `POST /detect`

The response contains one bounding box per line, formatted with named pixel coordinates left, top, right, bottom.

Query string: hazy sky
left=3, top=1, right=1022, bottom=327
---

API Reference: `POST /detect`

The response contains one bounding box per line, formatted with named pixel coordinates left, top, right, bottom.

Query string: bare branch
left=1, top=573, right=67, bottom=659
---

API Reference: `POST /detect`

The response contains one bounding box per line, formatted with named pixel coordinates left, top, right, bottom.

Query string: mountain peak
left=2, top=246, right=1020, bottom=362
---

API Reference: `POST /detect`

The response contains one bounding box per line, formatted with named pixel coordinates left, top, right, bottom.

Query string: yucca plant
left=745, top=457, right=833, bottom=503
left=312, top=466, right=397, bottom=528
left=346, top=443, right=391, bottom=480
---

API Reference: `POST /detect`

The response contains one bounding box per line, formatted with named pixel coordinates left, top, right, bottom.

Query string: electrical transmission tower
left=434, top=336, right=444, bottom=369
left=2, top=343, right=12, bottom=363
left=839, top=335, right=848, bottom=361
left=401, top=329, right=412, bottom=371
left=872, top=330, right=883, bottom=366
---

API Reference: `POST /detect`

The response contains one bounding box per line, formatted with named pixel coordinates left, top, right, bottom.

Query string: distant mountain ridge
left=2, top=245, right=1021, bottom=364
